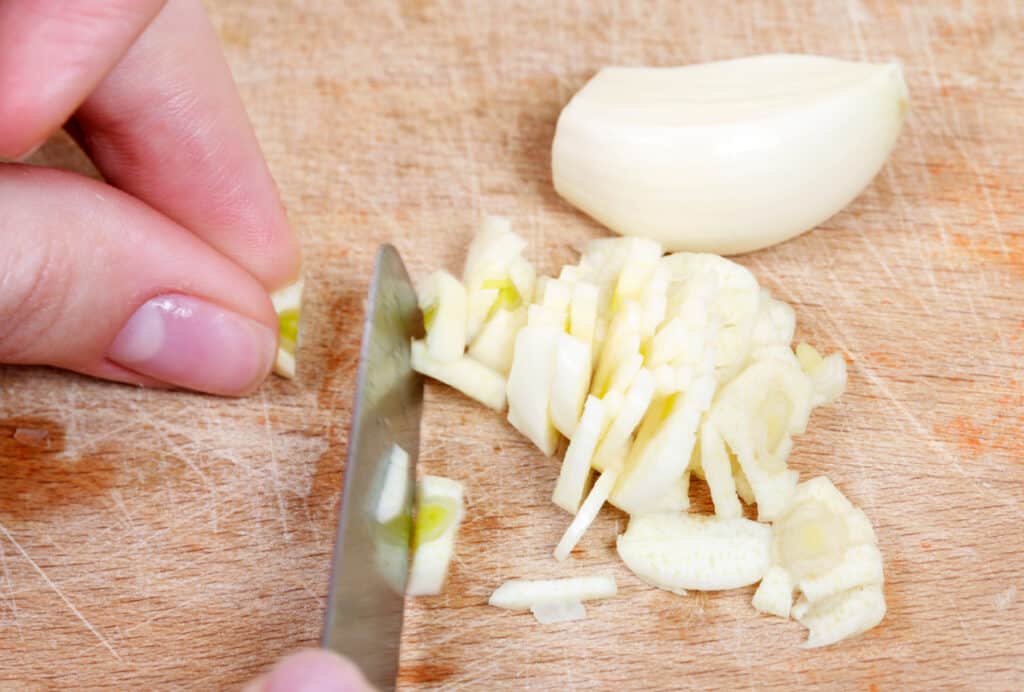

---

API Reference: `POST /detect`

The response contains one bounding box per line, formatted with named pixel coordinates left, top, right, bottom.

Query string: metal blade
left=322, top=244, right=423, bottom=691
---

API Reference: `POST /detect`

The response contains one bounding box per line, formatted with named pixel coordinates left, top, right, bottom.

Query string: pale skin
left=1, top=1, right=369, bottom=688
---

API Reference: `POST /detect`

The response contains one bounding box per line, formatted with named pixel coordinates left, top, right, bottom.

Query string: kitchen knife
left=322, top=244, right=423, bottom=691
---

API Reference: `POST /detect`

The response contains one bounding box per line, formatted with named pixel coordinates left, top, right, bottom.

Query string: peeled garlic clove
left=271, top=278, right=304, bottom=378
left=552, top=54, right=909, bottom=254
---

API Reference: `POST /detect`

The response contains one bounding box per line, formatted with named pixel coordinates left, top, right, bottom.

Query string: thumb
left=0, top=165, right=278, bottom=396
left=244, top=649, right=374, bottom=692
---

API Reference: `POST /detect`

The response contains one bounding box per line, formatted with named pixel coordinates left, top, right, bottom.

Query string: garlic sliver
left=468, top=305, right=527, bottom=375
left=506, top=325, right=561, bottom=456
left=699, top=422, right=742, bottom=519
left=552, top=396, right=606, bottom=514
left=489, top=575, right=617, bottom=610
left=549, top=333, right=592, bottom=438
left=752, top=565, right=794, bottom=618
left=531, top=600, right=587, bottom=624
left=554, top=468, right=619, bottom=561
left=552, top=54, right=909, bottom=254
left=411, top=340, right=507, bottom=411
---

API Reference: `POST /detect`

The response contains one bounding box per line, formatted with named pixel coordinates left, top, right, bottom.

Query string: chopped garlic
left=757, top=476, right=886, bottom=646
left=796, top=584, right=887, bottom=648
left=797, top=342, right=848, bottom=407
left=531, top=600, right=587, bottom=624
left=506, top=326, right=561, bottom=456
left=489, top=575, right=617, bottom=610
left=417, top=270, right=468, bottom=362
left=569, top=281, right=600, bottom=350
left=552, top=396, right=606, bottom=514
left=617, top=513, right=772, bottom=593
left=411, top=340, right=506, bottom=411
left=373, top=444, right=410, bottom=523
left=407, top=475, right=465, bottom=597
left=699, top=422, right=742, bottom=519
left=554, top=469, right=619, bottom=561
left=591, top=368, right=655, bottom=470
left=609, top=376, right=714, bottom=514
left=463, top=216, right=530, bottom=341
left=468, top=305, right=527, bottom=375
left=271, top=278, right=304, bottom=378
left=549, top=333, right=593, bottom=438
left=752, top=565, right=794, bottom=619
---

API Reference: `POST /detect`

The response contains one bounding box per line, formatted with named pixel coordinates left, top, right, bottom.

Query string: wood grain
left=2, top=0, right=1023, bottom=689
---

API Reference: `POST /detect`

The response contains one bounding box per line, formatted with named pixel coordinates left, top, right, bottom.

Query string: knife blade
left=322, top=244, right=423, bottom=691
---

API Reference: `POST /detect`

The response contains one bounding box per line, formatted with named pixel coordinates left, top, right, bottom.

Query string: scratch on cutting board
left=260, top=390, right=291, bottom=539
left=0, top=524, right=121, bottom=661
left=0, top=541, right=22, bottom=634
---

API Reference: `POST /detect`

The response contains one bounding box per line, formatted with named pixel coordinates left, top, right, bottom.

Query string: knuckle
left=0, top=236, right=73, bottom=363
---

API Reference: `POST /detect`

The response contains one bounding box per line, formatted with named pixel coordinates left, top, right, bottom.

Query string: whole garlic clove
left=552, top=54, right=909, bottom=254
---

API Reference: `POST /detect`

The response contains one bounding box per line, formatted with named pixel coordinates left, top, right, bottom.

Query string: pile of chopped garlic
left=411, top=216, right=885, bottom=647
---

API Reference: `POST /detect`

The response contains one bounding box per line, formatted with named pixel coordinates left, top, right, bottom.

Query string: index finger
left=72, top=0, right=300, bottom=291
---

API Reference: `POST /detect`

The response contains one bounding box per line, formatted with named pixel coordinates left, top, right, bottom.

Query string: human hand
left=243, top=649, right=375, bottom=692
left=0, top=0, right=300, bottom=396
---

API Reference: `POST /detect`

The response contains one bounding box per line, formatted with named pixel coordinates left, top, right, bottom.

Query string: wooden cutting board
left=1, top=1, right=1022, bottom=689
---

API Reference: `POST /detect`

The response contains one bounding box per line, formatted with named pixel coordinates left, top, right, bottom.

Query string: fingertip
left=254, top=649, right=373, bottom=692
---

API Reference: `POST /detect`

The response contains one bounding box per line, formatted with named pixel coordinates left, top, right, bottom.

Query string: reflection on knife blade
left=321, top=245, right=423, bottom=692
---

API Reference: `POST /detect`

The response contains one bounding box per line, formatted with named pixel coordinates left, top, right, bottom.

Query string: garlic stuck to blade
left=552, top=54, right=909, bottom=254
left=418, top=270, right=468, bottom=362
left=407, top=475, right=465, bottom=597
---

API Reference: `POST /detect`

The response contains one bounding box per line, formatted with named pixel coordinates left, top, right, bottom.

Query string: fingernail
left=108, top=294, right=276, bottom=396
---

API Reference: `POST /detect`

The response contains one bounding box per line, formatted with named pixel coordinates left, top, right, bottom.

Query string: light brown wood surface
left=2, top=1, right=1023, bottom=689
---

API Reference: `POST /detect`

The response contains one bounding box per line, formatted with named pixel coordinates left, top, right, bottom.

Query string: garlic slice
left=411, top=340, right=507, bottom=411
left=417, top=270, right=468, bottom=362
left=407, top=475, right=465, bottom=597
left=552, top=54, right=908, bottom=254
left=489, top=575, right=618, bottom=610
left=754, top=476, right=887, bottom=646
left=271, top=278, right=304, bottom=378
left=617, top=513, right=772, bottom=593
left=554, top=468, right=619, bottom=561
left=552, top=396, right=606, bottom=514
left=531, top=600, right=587, bottom=624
